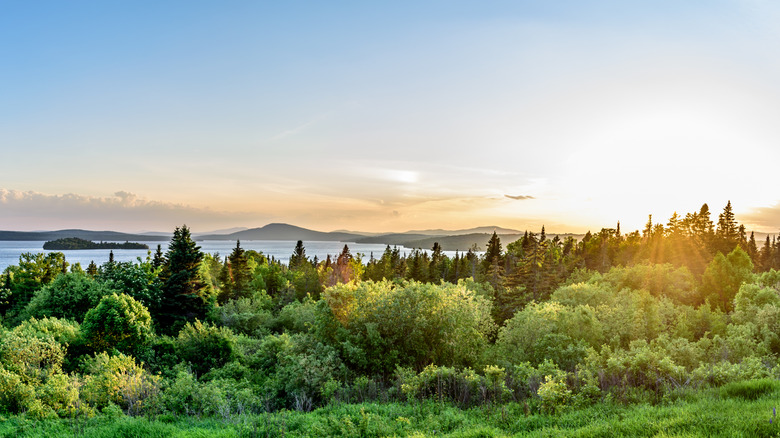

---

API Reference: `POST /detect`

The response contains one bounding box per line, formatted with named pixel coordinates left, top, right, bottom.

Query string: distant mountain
left=0, top=229, right=170, bottom=242
left=403, top=226, right=523, bottom=236
left=355, top=233, right=431, bottom=245
left=192, top=227, right=249, bottom=238
left=329, top=229, right=384, bottom=237
left=197, top=223, right=363, bottom=242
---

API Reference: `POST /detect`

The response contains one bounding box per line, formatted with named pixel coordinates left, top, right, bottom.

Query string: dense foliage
left=2, top=203, right=780, bottom=435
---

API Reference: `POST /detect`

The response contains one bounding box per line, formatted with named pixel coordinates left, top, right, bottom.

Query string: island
left=42, top=237, right=149, bottom=250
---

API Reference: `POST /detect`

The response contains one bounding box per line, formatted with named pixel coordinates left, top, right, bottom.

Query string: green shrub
left=175, top=320, right=236, bottom=376
left=248, top=332, right=344, bottom=410
left=24, top=272, right=119, bottom=321
left=210, top=296, right=272, bottom=337
left=81, top=352, right=160, bottom=415
left=318, top=280, right=495, bottom=374
left=494, top=301, right=602, bottom=371
left=538, top=374, right=572, bottom=414
left=158, top=364, right=263, bottom=418
left=700, top=247, right=754, bottom=312
left=81, top=293, right=153, bottom=355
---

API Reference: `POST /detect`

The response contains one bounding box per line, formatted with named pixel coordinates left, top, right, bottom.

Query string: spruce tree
left=152, top=244, right=165, bottom=270
left=159, top=225, right=207, bottom=335
left=289, top=240, right=307, bottom=268
left=228, top=240, right=250, bottom=299
left=715, top=201, right=739, bottom=254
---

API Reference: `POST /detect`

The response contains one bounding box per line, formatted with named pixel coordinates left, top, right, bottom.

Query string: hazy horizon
left=4, top=2, right=780, bottom=234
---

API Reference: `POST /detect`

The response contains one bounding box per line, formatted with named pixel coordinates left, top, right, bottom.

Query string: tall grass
left=2, top=382, right=780, bottom=437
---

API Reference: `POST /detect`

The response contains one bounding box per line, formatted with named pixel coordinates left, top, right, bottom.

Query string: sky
left=3, top=1, right=780, bottom=234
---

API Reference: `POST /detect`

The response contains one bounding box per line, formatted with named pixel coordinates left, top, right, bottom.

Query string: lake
left=0, top=240, right=460, bottom=272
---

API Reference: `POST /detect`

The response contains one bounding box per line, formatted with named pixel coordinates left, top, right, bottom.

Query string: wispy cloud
left=0, top=189, right=263, bottom=232
left=740, top=202, right=780, bottom=232
left=269, top=110, right=334, bottom=141
left=505, top=194, right=535, bottom=200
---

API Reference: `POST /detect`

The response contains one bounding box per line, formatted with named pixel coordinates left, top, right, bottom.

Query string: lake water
left=0, top=240, right=459, bottom=272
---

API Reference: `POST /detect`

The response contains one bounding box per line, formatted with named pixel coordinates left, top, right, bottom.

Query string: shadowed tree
left=158, top=225, right=208, bottom=335
left=289, top=240, right=308, bottom=269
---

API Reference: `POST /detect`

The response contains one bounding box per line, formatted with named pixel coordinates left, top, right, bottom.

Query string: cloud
left=740, top=203, right=780, bottom=232
left=505, top=194, right=535, bottom=201
left=0, top=189, right=264, bottom=232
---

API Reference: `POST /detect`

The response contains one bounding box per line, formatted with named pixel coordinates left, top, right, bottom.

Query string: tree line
left=2, top=201, right=780, bottom=420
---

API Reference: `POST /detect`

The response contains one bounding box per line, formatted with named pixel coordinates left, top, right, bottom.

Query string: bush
left=24, top=272, right=119, bottom=321
left=700, top=247, right=754, bottom=312
left=81, top=352, right=161, bottom=415
left=0, top=318, right=85, bottom=417
left=494, top=301, right=602, bottom=371
left=98, top=261, right=163, bottom=313
left=272, top=296, right=318, bottom=334
left=317, top=280, right=495, bottom=374
left=81, top=293, right=153, bottom=354
left=0, top=323, right=67, bottom=385
left=158, top=364, right=263, bottom=418
left=210, top=296, right=273, bottom=337
left=538, top=374, right=571, bottom=414
left=175, top=320, right=236, bottom=376
left=248, top=332, right=344, bottom=411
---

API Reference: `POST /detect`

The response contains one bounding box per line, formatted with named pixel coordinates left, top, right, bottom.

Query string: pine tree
left=760, top=235, right=773, bottom=271
left=716, top=201, right=738, bottom=240
left=429, top=242, right=444, bottom=282
left=289, top=240, right=307, bottom=268
left=159, top=225, right=207, bottom=334
left=482, top=232, right=503, bottom=287
left=748, top=231, right=758, bottom=262
left=643, top=215, right=653, bottom=238
left=228, top=240, right=250, bottom=300
left=715, top=201, right=739, bottom=253
left=152, top=244, right=165, bottom=270
left=483, top=232, right=502, bottom=269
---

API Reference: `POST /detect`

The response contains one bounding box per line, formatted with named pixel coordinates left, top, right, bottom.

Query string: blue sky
left=2, top=1, right=780, bottom=233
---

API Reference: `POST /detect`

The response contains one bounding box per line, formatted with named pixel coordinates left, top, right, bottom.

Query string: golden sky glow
left=3, top=2, right=780, bottom=234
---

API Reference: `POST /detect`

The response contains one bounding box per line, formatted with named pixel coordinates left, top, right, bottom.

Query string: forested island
left=42, top=237, right=149, bottom=250
left=2, top=201, right=780, bottom=436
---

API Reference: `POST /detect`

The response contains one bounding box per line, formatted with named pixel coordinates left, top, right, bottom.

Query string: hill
left=197, top=223, right=363, bottom=242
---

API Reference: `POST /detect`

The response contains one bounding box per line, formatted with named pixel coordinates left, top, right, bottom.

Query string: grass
left=3, top=382, right=780, bottom=437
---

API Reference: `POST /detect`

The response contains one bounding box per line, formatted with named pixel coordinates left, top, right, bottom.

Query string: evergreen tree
left=715, top=200, right=739, bottom=253
left=760, top=235, right=773, bottom=271
left=152, top=244, right=165, bottom=270
left=716, top=201, right=738, bottom=240
left=482, top=232, right=503, bottom=272
left=87, top=260, right=98, bottom=276
left=289, top=240, right=307, bottom=268
left=643, top=215, right=653, bottom=238
left=429, top=242, right=444, bottom=282
left=159, top=225, right=208, bottom=335
left=748, top=231, right=758, bottom=261
left=227, top=240, right=250, bottom=300
left=482, top=232, right=503, bottom=288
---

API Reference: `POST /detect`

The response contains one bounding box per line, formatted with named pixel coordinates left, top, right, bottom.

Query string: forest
left=2, top=201, right=780, bottom=436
